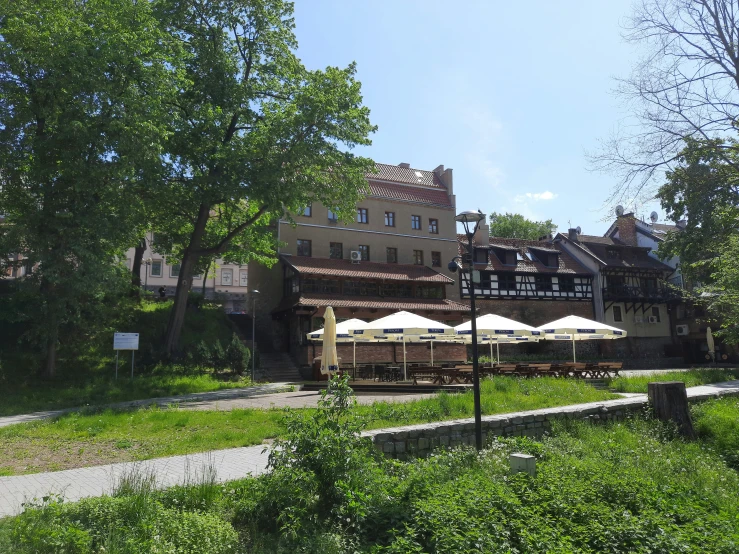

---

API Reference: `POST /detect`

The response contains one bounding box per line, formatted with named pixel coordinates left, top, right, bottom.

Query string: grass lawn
left=0, top=370, right=255, bottom=418
left=2, top=397, right=738, bottom=553
left=0, top=377, right=618, bottom=475
left=609, top=367, right=739, bottom=393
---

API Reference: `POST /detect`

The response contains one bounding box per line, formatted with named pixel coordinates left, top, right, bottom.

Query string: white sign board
left=114, top=333, right=139, bottom=351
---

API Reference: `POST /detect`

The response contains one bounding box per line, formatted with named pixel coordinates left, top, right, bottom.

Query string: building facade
left=557, top=214, right=680, bottom=360
left=124, top=235, right=251, bottom=312
left=248, top=162, right=470, bottom=368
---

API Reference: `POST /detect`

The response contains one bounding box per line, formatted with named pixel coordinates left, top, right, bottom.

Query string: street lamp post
left=252, top=290, right=259, bottom=382
left=449, top=209, right=486, bottom=450
left=144, top=258, right=152, bottom=290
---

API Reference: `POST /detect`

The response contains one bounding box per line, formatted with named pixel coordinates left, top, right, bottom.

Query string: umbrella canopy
left=357, top=311, right=453, bottom=379
left=537, top=315, right=627, bottom=362
left=320, top=306, right=339, bottom=375
left=706, top=327, right=715, bottom=362
left=455, top=314, right=539, bottom=339
left=307, top=318, right=369, bottom=342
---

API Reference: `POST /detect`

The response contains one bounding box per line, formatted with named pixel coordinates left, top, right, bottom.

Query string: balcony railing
left=602, top=284, right=681, bottom=303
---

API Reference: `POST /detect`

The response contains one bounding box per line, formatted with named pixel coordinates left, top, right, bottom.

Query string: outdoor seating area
left=310, top=311, right=628, bottom=385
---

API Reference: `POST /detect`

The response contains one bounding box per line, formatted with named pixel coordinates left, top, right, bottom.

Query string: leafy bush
left=210, top=340, right=227, bottom=370
left=225, top=334, right=250, bottom=375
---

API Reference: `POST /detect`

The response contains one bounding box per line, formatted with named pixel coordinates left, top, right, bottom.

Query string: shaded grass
left=609, top=368, right=739, bottom=393
left=0, top=300, right=248, bottom=417
left=0, top=369, right=254, bottom=417
left=0, top=377, right=618, bottom=475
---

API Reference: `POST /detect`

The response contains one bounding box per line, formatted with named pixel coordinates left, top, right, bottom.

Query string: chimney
left=398, top=162, right=411, bottom=168
left=568, top=228, right=579, bottom=242
left=677, top=219, right=687, bottom=229
left=617, top=212, right=638, bottom=246
left=438, top=166, right=453, bottom=195
left=474, top=222, right=490, bottom=247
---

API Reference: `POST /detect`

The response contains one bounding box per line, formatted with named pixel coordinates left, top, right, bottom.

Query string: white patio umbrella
left=320, top=306, right=339, bottom=376
left=356, top=311, right=454, bottom=380
left=456, top=314, right=540, bottom=364
left=537, top=315, right=627, bottom=363
left=706, top=327, right=715, bottom=363
left=307, top=318, right=370, bottom=369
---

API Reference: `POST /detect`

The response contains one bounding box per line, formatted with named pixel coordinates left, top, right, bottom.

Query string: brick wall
left=472, top=298, right=594, bottom=327
left=297, top=341, right=467, bottom=366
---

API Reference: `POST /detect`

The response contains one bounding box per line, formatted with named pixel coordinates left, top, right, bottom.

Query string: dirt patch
left=0, top=437, right=147, bottom=475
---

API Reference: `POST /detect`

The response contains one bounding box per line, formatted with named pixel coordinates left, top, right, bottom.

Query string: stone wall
left=365, top=386, right=739, bottom=459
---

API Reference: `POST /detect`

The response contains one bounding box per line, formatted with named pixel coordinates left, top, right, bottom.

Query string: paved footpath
left=1, top=379, right=737, bottom=519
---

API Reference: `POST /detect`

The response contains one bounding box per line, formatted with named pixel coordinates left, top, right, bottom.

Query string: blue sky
left=293, top=0, right=665, bottom=236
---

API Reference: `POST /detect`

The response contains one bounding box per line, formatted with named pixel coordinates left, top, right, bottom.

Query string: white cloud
left=514, top=191, right=558, bottom=203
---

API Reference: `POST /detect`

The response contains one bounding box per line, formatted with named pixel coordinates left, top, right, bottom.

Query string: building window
left=384, top=211, right=395, bottom=227
left=535, top=275, right=552, bottom=291
left=474, top=248, right=489, bottom=264
left=415, top=286, right=443, bottom=299
left=329, top=242, right=343, bottom=259
left=297, top=239, right=312, bottom=257
left=150, top=260, right=163, bottom=277
left=240, top=270, right=248, bottom=287
left=356, top=208, right=368, bottom=224
left=431, top=251, right=441, bottom=267
left=327, top=209, right=338, bottom=221
left=343, top=280, right=379, bottom=296
left=411, top=215, right=421, bottom=230
left=413, top=250, right=424, bottom=265
left=379, top=283, right=412, bottom=297
left=358, top=244, right=369, bottom=261
left=299, top=204, right=311, bottom=217
left=386, top=247, right=398, bottom=263
left=497, top=273, right=517, bottom=292
left=169, top=263, right=181, bottom=278
left=221, top=268, right=233, bottom=286
left=302, top=278, right=340, bottom=294
left=651, top=306, right=661, bottom=322
left=429, top=218, right=438, bottom=234
left=613, top=305, right=623, bottom=322
left=558, top=276, right=575, bottom=293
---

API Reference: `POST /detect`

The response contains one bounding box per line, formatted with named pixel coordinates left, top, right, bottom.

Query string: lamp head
left=448, top=260, right=459, bottom=273
left=253, top=289, right=260, bottom=294
left=454, top=210, right=486, bottom=224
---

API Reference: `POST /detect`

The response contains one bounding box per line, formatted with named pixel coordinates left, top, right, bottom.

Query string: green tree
left=0, top=0, right=175, bottom=376
left=153, top=0, right=376, bottom=355
left=488, top=212, right=557, bottom=240
left=658, top=138, right=739, bottom=284
left=699, top=232, right=739, bottom=345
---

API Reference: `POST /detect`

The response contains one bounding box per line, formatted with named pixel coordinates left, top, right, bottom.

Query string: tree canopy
left=0, top=0, right=176, bottom=375
left=488, top=212, right=557, bottom=240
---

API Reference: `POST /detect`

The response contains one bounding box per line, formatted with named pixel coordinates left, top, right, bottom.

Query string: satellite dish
left=650, top=211, right=659, bottom=223
left=576, top=226, right=581, bottom=234
left=615, top=205, right=624, bottom=216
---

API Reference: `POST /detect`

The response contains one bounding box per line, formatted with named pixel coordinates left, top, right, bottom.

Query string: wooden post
left=647, top=381, right=695, bottom=438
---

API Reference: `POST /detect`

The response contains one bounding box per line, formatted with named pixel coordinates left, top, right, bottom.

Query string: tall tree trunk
left=201, top=258, right=211, bottom=296
left=131, top=237, right=147, bottom=296
left=164, top=203, right=210, bottom=355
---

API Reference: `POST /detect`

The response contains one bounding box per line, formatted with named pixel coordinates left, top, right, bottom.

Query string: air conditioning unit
left=648, top=316, right=659, bottom=324
left=676, top=324, right=689, bottom=336
left=350, top=251, right=361, bottom=263
left=634, top=315, right=644, bottom=324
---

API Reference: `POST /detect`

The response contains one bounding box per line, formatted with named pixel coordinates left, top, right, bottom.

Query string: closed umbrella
left=320, top=306, right=339, bottom=376
left=537, top=315, right=627, bottom=362
left=307, top=318, right=370, bottom=369
left=706, top=327, right=715, bottom=363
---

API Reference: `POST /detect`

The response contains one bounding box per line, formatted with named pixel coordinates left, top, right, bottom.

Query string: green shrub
left=210, top=340, right=227, bottom=370
left=225, top=334, right=250, bottom=375
left=194, top=340, right=212, bottom=368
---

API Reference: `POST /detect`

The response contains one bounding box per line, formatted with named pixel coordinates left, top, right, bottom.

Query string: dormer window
left=474, top=248, right=489, bottom=264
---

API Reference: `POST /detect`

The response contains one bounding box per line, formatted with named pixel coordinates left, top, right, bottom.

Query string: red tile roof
left=366, top=180, right=452, bottom=207
left=282, top=256, right=454, bottom=283
left=457, top=236, right=590, bottom=275
left=274, top=294, right=470, bottom=313
left=366, top=163, right=446, bottom=188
